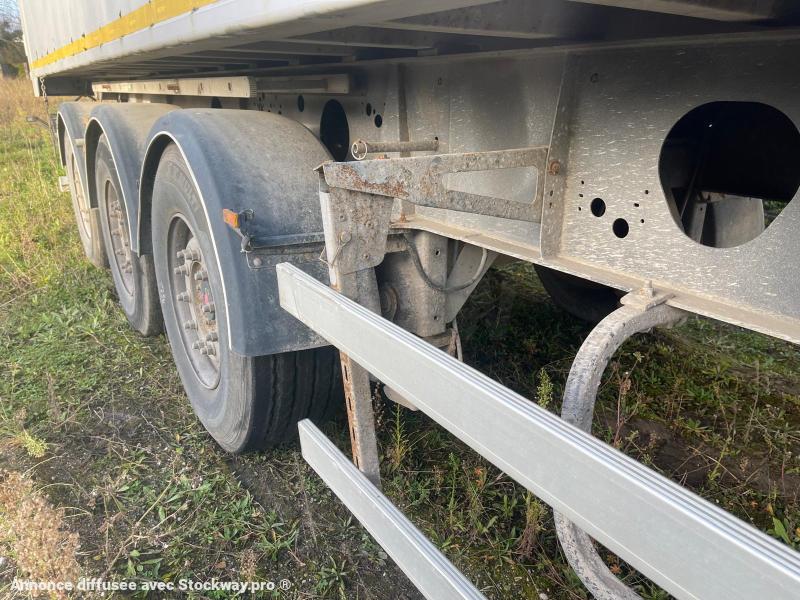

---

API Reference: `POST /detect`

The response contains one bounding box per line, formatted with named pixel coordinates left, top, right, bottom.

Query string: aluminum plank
left=277, top=262, right=800, bottom=600
left=299, top=421, right=486, bottom=600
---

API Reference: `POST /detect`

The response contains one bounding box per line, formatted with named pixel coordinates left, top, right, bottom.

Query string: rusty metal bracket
left=320, top=146, right=549, bottom=222
left=316, top=168, right=396, bottom=487
left=314, top=147, right=550, bottom=486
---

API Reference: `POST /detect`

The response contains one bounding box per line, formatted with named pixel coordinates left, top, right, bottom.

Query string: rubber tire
left=96, top=135, right=162, bottom=336
left=534, top=264, right=622, bottom=324
left=65, top=138, right=107, bottom=268
left=151, top=144, right=342, bottom=453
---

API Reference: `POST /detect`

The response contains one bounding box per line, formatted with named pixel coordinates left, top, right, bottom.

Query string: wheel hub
left=173, top=235, right=220, bottom=384
left=105, top=182, right=134, bottom=295
left=70, top=152, right=92, bottom=241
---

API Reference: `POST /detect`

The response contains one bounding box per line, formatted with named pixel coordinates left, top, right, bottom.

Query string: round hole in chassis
left=320, top=99, right=350, bottom=162
left=658, top=101, right=800, bottom=248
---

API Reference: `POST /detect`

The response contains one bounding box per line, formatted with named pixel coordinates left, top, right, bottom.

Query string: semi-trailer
left=19, top=1, right=800, bottom=597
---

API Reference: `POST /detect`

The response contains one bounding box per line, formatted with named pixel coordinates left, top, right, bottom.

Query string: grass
left=0, top=76, right=798, bottom=598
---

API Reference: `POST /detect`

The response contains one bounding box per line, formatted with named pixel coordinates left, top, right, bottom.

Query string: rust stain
left=333, top=163, right=409, bottom=199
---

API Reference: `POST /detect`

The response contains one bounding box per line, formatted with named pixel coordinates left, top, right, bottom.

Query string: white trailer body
left=19, top=2, right=800, bottom=599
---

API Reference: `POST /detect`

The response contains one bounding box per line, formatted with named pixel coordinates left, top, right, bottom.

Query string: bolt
left=201, top=303, right=215, bottom=314
left=178, top=248, right=200, bottom=262
left=548, top=160, right=561, bottom=176
left=205, top=332, right=218, bottom=342
left=174, top=265, right=188, bottom=276
left=193, top=269, right=208, bottom=281
left=200, top=345, right=216, bottom=356
left=339, top=231, right=352, bottom=244
left=183, top=320, right=197, bottom=330
left=176, top=292, right=190, bottom=302
left=252, top=257, right=263, bottom=267
left=191, top=340, right=203, bottom=350
left=642, top=280, right=655, bottom=297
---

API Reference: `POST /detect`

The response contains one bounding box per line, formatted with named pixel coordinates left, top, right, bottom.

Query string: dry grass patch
left=0, top=471, right=81, bottom=598
left=0, top=78, right=48, bottom=126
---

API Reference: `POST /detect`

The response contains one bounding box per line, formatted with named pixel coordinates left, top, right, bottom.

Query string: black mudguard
left=56, top=102, right=94, bottom=201
left=84, top=103, right=177, bottom=254
left=139, top=109, right=332, bottom=357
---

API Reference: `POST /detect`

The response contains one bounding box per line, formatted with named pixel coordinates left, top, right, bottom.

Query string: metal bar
left=92, top=76, right=256, bottom=98
left=569, top=0, right=782, bottom=21
left=321, top=147, right=548, bottom=222
left=317, top=182, right=389, bottom=486
left=277, top=262, right=800, bottom=600
left=352, top=138, right=439, bottom=160
left=218, top=42, right=354, bottom=56
left=250, top=231, right=326, bottom=249
left=299, top=420, right=485, bottom=600
left=254, top=74, right=350, bottom=94
left=338, top=343, right=382, bottom=486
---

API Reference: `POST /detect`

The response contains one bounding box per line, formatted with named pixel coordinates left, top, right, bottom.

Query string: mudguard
left=85, top=103, right=177, bottom=254
left=57, top=102, right=107, bottom=267
left=57, top=102, right=95, bottom=209
left=56, top=102, right=94, bottom=169
left=139, top=109, right=332, bottom=357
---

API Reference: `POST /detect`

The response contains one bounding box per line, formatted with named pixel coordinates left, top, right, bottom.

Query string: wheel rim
left=69, top=151, right=92, bottom=243
left=104, top=180, right=135, bottom=296
left=167, top=215, right=221, bottom=389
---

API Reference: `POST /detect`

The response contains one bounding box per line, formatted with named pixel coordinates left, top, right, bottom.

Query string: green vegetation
left=1, top=78, right=798, bottom=598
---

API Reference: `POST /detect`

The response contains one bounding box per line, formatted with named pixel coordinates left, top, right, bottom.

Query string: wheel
left=151, top=144, right=342, bottom=452
left=65, top=139, right=107, bottom=267
left=534, top=264, right=621, bottom=324
left=95, top=134, right=162, bottom=336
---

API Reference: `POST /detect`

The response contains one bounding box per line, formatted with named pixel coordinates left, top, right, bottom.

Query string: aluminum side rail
left=276, top=262, right=800, bottom=600
left=298, top=420, right=485, bottom=600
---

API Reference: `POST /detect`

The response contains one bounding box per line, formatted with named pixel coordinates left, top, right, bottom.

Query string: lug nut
left=205, top=332, right=218, bottom=342
left=193, top=269, right=208, bottom=281
left=174, top=265, right=188, bottom=276
left=200, top=345, right=216, bottom=356
left=201, top=303, right=215, bottom=314
left=176, top=292, right=190, bottom=302
left=183, top=320, right=197, bottom=330
left=191, top=340, right=203, bottom=350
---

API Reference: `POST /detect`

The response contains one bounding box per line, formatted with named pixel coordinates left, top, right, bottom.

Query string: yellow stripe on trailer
left=30, top=0, right=221, bottom=70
